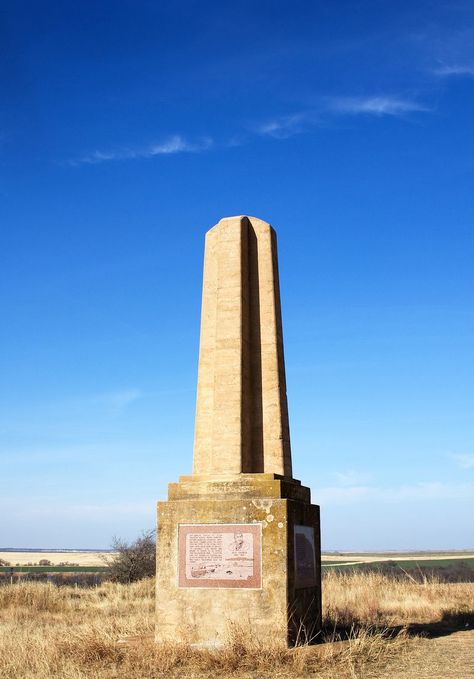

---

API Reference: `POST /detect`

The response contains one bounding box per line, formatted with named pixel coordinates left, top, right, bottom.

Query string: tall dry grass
left=323, top=570, right=473, bottom=627
left=0, top=573, right=472, bottom=678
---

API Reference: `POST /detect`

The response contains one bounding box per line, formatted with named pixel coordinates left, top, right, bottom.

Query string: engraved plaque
left=294, top=525, right=317, bottom=589
left=178, top=524, right=262, bottom=588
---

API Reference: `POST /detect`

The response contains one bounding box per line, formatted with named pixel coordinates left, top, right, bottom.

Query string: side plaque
left=178, top=524, right=262, bottom=588
left=294, top=525, right=317, bottom=589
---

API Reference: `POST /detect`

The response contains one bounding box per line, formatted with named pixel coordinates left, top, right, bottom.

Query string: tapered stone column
left=156, top=217, right=321, bottom=647
left=194, top=216, right=291, bottom=476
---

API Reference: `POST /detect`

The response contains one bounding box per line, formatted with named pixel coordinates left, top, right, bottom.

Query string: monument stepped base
left=156, top=474, right=321, bottom=647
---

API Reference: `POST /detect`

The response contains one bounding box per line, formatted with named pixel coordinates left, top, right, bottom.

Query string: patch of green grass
left=322, top=557, right=474, bottom=571
left=334, top=551, right=474, bottom=558
left=391, top=558, right=474, bottom=570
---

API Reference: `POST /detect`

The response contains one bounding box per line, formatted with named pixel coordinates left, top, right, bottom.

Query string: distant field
left=0, top=565, right=109, bottom=573
left=321, top=551, right=474, bottom=572
left=2, top=549, right=473, bottom=574
left=0, top=551, right=111, bottom=567
left=322, top=551, right=474, bottom=562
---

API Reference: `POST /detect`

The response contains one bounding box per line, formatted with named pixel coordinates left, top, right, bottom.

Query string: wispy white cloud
left=254, top=94, right=429, bottom=141
left=254, top=113, right=309, bottom=139
left=72, top=93, right=430, bottom=164
left=71, top=134, right=212, bottom=166
left=0, top=498, right=152, bottom=520
left=334, top=470, right=372, bottom=487
left=0, top=444, right=105, bottom=464
left=452, top=453, right=474, bottom=469
left=314, top=481, right=474, bottom=505
left=328, top=95, right=430, bottom=116
left=93, top=388, right=142, bottom=415
left=433, top=63, right=474, bottom=77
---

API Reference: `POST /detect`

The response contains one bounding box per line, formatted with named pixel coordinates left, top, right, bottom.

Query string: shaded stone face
left=193, top=216, right=292, bottom=477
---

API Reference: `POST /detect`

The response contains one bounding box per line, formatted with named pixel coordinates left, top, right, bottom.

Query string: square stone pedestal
left=156, top=473, right=321, bottom=647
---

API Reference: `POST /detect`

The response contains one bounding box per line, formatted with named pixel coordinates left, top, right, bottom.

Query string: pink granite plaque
left=178, top=524, right=262, bottom=588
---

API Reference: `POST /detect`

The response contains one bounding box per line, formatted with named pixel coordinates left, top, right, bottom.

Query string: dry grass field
left=0, top=571, right=473, bottom=679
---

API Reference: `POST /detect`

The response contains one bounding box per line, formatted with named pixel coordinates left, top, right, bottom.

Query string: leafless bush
left=104, top=530, right=156, bottom=583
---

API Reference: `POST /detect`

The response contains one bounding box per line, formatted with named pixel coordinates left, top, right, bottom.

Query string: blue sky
left=1, top=0, right=473, bottom=549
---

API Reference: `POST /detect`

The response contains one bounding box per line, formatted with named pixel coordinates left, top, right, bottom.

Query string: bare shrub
left=103, top=530, right=156, bottom=583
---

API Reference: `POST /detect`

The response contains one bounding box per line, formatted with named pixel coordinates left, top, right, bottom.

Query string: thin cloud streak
left=255, top=94, right=429, bottom=140
left=328, top=96, right=430, bottom=116
left=93, top=388, right=142, bottom=414
left=254, top=113, right=309, bottom=139
left=0, top=498, right=153, bottom=520
left=73, top=93, right=430, bottom=165
left=314, top=481, right=474, bottom=505
left=71, top=135, right=213, bottom=166
left=453, top=453, right=474, bottom=469
left=334, top=470, right=372, bottom=487
left=433, top=63, right=474, bottom=77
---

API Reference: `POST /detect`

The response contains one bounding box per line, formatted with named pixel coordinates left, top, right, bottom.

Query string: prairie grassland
left=0, top=572, right=472, bottom=679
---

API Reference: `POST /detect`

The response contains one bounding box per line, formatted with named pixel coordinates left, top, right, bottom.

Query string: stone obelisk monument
left=156, top=216, right=321, bottom=646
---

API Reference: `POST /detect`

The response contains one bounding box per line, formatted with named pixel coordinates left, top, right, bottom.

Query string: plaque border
left=178, top=523, right=262, bottom=589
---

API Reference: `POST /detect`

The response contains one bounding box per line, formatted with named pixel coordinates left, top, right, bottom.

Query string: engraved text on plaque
left=178, top=524, right=262, bottom=588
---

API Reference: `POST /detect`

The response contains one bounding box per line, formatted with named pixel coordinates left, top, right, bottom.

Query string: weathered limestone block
left=156, top=475, right=321, bottom=646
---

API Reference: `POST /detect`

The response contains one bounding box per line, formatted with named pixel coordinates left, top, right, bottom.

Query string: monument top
left=193, top=215, right=292, bottom=477
left=214, top=215, right=274, bottom=223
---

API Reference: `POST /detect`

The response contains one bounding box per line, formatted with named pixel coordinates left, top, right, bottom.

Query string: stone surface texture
left=156, top=216, right=321, bottom=647
left=156, top=474, right=320, bottom=646
left=193, top=216, right=291, bottom=477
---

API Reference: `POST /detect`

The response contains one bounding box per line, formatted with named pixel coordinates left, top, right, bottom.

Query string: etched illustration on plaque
left=178, top=524, right=262, bottom=588
left=294, top=525, right=317, bottom=588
